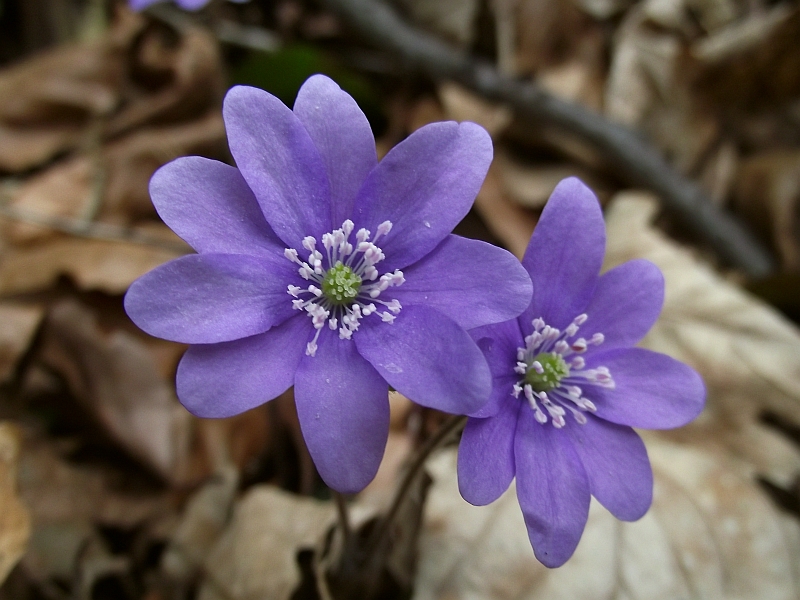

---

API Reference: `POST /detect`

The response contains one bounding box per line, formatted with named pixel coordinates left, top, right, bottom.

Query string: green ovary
left=322, top=262, right=362, bottom=305
left=525, top=352, right=570, bottom=392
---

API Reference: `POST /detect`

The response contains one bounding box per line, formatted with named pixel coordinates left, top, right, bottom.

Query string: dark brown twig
left=322, top=0, right=774, bottom=278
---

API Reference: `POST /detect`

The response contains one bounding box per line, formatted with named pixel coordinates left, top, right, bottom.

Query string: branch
left=322, top=0, right=774, bottom=278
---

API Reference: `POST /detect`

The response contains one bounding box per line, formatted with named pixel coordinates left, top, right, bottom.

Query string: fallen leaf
left=0, top=232, right=185, bottom=296
left=0, top=422, right=31, bottom=586
left=37, top=299, right=193, bottom=481
left=0, top=303, right=44, bottom=383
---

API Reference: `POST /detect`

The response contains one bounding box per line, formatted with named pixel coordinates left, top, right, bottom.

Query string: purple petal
left=176, top=0, right=209, bottom=9
left=520, top=177, right=605, bottom=330
left=515, top=413, right=590, bottom=568
left=293, top=75, right=377, bottom=226
left=393, top=235, right=532, bottom=330
left=583, top=348, right=705, bottom=429
left=150, top=157, right=284, bottom=257
left=294, top=328, right=389, bottom=493
left=458, top=400, right=520, bottom=505
left=223, top=86, right=331, bottom=249
left=352, top=121, right=492, bottom=271
left=566, top=416, right=652, bottom=521
left=469, top=319, right=523, bottom=418
left=129, top=0, right=163, bottom=9
left=124, top=253, right=297, bottom=344
left=355, top=304, right=492, bottom=415
left=581, top=259, right=664, bottom=350
left=176, top=315, right=310, bottom=418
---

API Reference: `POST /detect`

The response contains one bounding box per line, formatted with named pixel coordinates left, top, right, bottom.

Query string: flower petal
left=520, top=177, right=605, bottom=330
left=581, top=259, right=664, bottom=350
left=294, top=327, right=389, bottom=493
left=458, top=400, right=520, bottom=505
left=124, top=253, right=296, bottom=344
left=585, top=347, right=706, bottom=429
left=469, top=319, right=523, bottom=418
left=515, top=413, right=590, bottom=568
left=293, top=75, right=377, bottom=226
left=223, top=85, right=331, bottom=249
left=352, top=121, right=493, bottom=271
left=150, top=157, right=284, bottom=256
left=566, top=416, right=652, bottom=521
left=393, top=235, right=532, bottom=330
left=176, top=315, right=310, bottom=418
left=355, top=304, right=492, bottom=415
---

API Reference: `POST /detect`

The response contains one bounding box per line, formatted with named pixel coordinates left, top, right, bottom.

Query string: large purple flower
left=457, top=178, right=705, bottom=567
left=129, top=0, right=247, bottom=12
left=125, top=75, right=532, bottom=493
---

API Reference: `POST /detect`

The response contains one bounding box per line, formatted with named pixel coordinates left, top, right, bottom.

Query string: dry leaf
left=0, top=232, right=185, bottom=295
left=0, top=423, right=31, bottom=586
left=37, top=299, right=193, bottom=481
left=197, top=487, right=336, bottom=600
left=0, top=303, right=44, bottom=383
left=733, top=149, right=800, bottom=270
left=394, top=0, right=480, bottom=46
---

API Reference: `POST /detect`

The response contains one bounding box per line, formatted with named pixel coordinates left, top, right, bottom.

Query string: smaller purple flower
left=457, top=178, right=705, bottom=568
left=125, top=75, right=533, bottom=494
left=129, top=0, right=248, bottom=12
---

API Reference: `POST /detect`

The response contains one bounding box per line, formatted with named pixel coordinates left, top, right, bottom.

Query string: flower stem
left=333, top=490, right=352, bottom=549
left=366, top=414, right=467, bottom=556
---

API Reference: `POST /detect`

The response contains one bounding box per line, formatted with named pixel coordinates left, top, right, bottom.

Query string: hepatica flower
left=457, top=178, right=705, bottom=567
left=125, top=75, right=532, bottom=493
left=129, top=0, right=247, bottom=12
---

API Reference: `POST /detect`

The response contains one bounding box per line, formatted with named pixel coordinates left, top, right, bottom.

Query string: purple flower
left=125, top=75, right=532, bottom=493
left=457, top=178, right=705, bottom=567
left=129, top=0, right=248, bottom=12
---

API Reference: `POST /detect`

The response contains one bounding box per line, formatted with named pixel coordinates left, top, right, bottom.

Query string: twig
left=366, top=414, right=466, bottom=557
left=321, top=0, right=774, bottom=278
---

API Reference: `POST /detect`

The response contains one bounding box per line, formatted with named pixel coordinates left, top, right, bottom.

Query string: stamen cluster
left=285, top=219, right=405, bottom=356
left=513, top=314, right=614, bottom=428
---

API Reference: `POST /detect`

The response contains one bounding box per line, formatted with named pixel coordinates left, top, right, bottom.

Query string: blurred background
left=1, top=0, right=800, bottom=598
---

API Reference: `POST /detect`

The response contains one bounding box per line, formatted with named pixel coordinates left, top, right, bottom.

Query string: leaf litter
left=2, top=0, right=800, bottom=598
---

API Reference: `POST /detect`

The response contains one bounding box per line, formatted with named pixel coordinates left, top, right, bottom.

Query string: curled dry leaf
left=0, top=423, right=31, bottom=586
left=412, top=445, right=800, bottom=600
left=37, top=299, right=193, bottom=482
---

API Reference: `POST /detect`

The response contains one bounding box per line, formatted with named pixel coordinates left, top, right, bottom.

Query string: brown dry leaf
left=17, top=431, right=171, bottom=583
left=0, top=303, right=44, bottom=383
left=438, top=83, right=512, bottom=138
left=0, top=423, right=31, bottom=586
left=604, top=192, right=800, bottom=485
left=0, top=9, right=143, bottom=172
left=394, top=0, right=481, bottom=46
left=0, top=231, right=185, bottom=295
left=4, top=111, right=226, bottom=244
left=37, top=299, right=193, bottom=482
left=412, top=444, right=800, bottom=600
left=605, top=7, right=719, bottom=173
left=197, top=487, right=336, bottom=600
left=733, top=149, right=800, bottom=270
left=690, top=5, right=800, bottom=110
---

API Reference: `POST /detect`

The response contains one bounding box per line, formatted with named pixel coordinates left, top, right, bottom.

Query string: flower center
left=322, top=263, right=362, bottom=305
left=513, top=314, right=615, bottom=428
left=284, top=219, right=404, bottom=357
left=524, top=352, right=570, bottom=392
